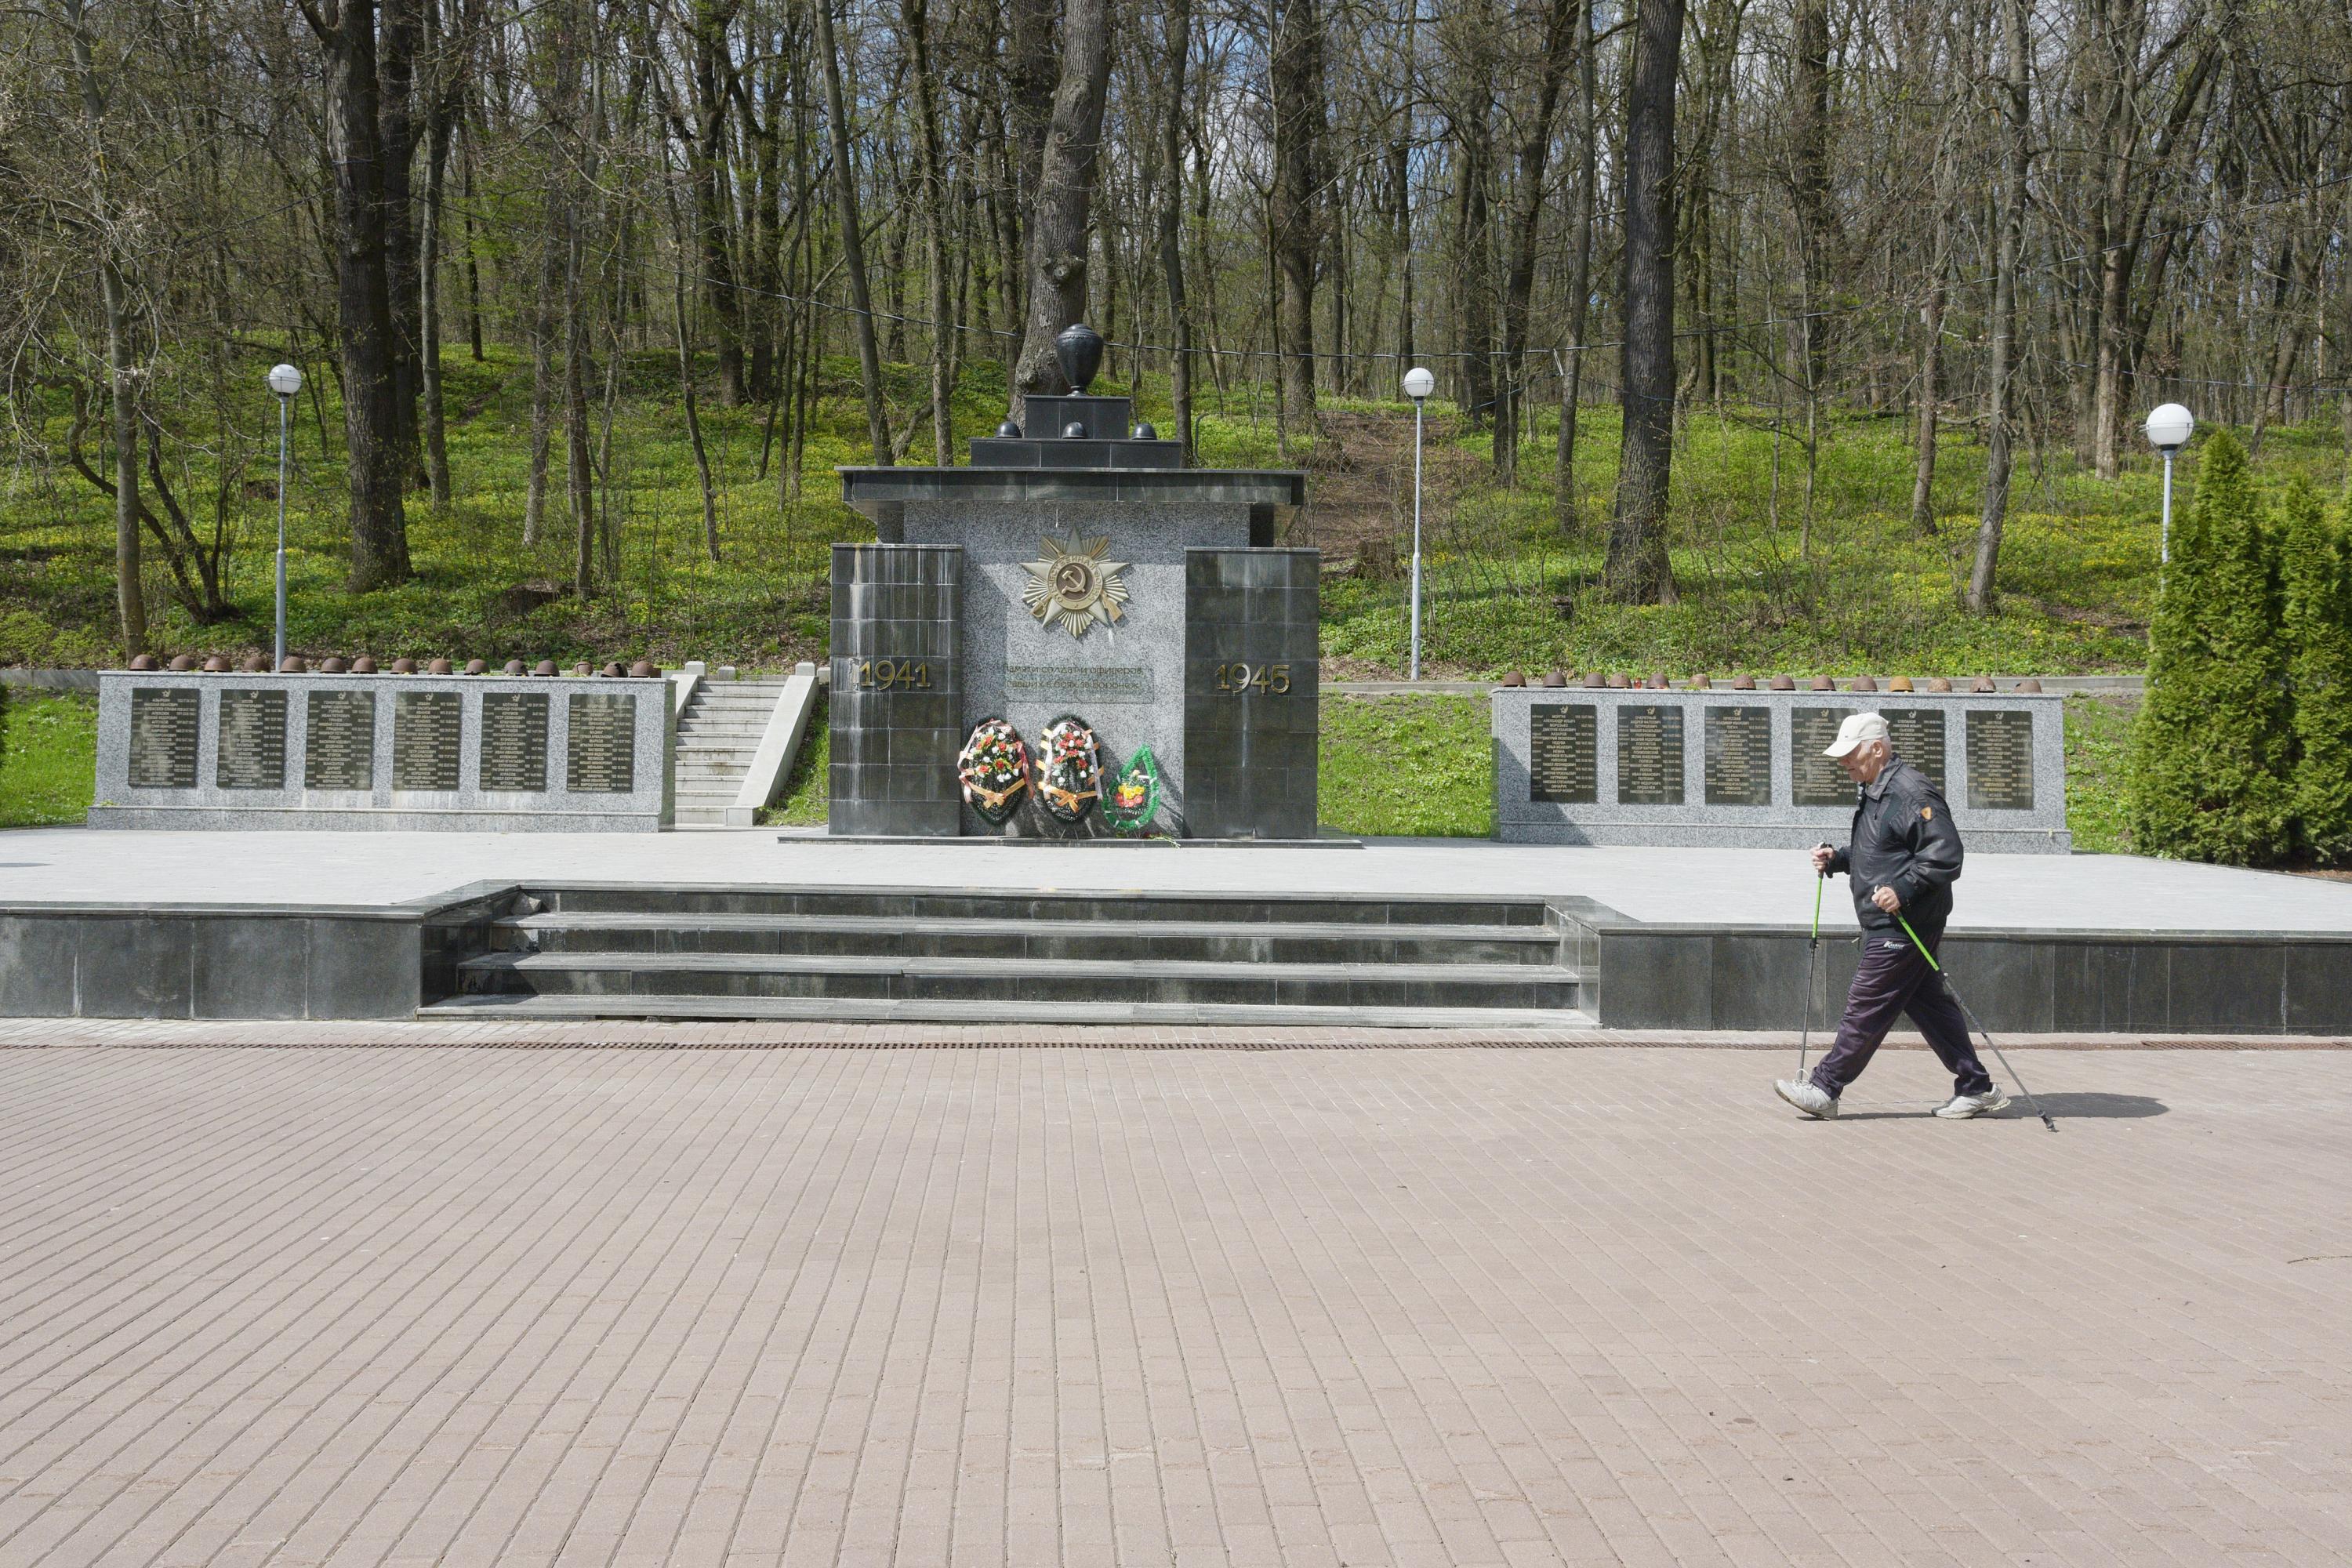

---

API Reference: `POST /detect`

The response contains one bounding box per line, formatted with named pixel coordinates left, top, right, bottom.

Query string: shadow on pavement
left=2019, top=1091, right=2167, bottom=1119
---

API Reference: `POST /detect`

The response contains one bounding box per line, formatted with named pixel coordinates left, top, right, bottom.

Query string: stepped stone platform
left=3, top=829, right=2350, bottom=1029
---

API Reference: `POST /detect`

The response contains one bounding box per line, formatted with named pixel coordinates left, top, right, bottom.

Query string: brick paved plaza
left=2, top=1041, right=2347, bottom=1566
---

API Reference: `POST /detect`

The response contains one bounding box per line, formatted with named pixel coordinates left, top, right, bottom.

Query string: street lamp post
left=2143, top=402, right=2194, bottom=572
left=267, top=364, right=303, bottom=670
left=1403, top=366, right=1435, bottom=681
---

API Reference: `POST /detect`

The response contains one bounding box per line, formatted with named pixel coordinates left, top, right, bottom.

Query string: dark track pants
left=1809, top=931, right=1994, bottom=1099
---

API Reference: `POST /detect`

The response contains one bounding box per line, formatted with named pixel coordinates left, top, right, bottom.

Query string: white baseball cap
left=1823, top=711, right=1889, bottom=758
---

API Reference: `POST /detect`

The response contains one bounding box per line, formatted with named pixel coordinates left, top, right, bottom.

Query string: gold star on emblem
left=1020, top=532, right=1131, bottom=638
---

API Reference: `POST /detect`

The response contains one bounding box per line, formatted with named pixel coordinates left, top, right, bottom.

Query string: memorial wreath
left=956, top=717, right=1031, bottom=824
left=1036, top=715, right=1104, bottom=822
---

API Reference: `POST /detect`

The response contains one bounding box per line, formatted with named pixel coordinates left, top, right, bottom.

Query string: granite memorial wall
left=89, top=670, right=674, bottom=830
left=1494, top=685, right=2070, bottom=851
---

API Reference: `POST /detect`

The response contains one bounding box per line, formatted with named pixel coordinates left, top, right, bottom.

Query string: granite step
left=454, top=950, right=1586, bottom=1011
left=530, top=887, right=1554, bottom=927
left=494, top=910, right=1565, bottom=966
left=420, top=990, right=1597, bottom=1031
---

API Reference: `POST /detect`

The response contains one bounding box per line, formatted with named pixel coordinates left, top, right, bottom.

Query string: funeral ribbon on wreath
left=1036, top=715, right=1103, bottom=822
left=956, top=717, right=1030, bottom=824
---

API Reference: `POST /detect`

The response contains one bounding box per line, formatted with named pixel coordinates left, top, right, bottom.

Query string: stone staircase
left=419, top=885, right=1595, bottom=1028
left=672, top=677, right=793, bottom=827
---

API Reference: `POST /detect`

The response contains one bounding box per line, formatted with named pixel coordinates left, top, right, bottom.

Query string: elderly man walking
left=1774, top=712, right=2009, bottom=1121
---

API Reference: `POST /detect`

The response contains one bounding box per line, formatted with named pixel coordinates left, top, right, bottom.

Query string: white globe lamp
left=1402, top=368, right=1436, bottom=680
left=2144, top=403, right=2194, bottom=570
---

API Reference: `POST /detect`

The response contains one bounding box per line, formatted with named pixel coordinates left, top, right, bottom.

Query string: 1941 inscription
left=479, top=691, right=549, bottom=793
left=128, top=688, right=200, bottom=789
left=216, top=689, right=287, bottom=790
left=305, top=690, right=376, bottom=790
left=1967, top=709, right=2035, bottom=810
left=1527, top=703, right=1598, bottom=804
left=1884, top=707, right=1948, bottom=792
left=1617, top=705, right=1686, bottom=806
left=1704, top=706, right=1772, bottom=806
left=393, top=690, right=464, bottom=791
left=1791, top=707, right=1853, bottom=807
left=568, top=693, right=637, bottom=793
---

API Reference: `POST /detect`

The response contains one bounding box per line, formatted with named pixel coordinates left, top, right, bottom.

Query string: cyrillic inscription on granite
left=1884, top=707, right=1947, bottom=792
left=1966, top=709, right=2035, bottom=810
left=1005, top=664, right=1153, bottom=703
left=215, top=689, right=288, bottom=790
left=479, top=691, right=550, bottom=792
left=1617, top=704, right=1685, bottom=805
left=305, top=691, right=376, bottom=790
left=1528, top=703, right=1597, bottom=804
left=567, top=693, right=637, bottom=793
left=1791, top=707, right=1851, bottom=807
left=1704, top=706, right=1772, bottom=806
left=128, top=688, right=200, bottom=789
left=392, top=690, right=463, bottom=791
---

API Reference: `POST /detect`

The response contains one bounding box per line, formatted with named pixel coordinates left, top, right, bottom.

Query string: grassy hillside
left=5, top=343, right=2345, bottom=677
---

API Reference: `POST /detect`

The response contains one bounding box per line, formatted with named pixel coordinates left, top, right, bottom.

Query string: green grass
left=2063, top=694, right=2140, bottom=856
left=1317, top=695, right=1493, bottom=837
left=759, top=693, right=831, bottom=827
left=0, top=690, right=96, bottom=827
left=9, top=338, right=2348, bottom=680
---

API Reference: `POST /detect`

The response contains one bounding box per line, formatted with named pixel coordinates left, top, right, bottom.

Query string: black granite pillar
left=829, top=544, right=964, bottom=836
left=1182, top=548, right=1319, bottom=839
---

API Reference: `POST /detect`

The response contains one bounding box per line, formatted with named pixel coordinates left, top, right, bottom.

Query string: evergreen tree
left=2281, top=479, right=2352, bottom=862
left=2128, top=430, right=2295, bottom=864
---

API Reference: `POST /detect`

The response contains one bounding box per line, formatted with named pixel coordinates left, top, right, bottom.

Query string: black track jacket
left=1823, top=757, right=1963, bottom=939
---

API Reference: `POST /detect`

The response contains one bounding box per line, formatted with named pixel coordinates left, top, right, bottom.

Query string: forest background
left=2, top=0, right=2350, bottom=681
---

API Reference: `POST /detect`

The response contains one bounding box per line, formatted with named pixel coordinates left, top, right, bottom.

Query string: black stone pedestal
left=829, top=545, right=964, bottom=837
left=1182, top=549, right=1319, bottom=839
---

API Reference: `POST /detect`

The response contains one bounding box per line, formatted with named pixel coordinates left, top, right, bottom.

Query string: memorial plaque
left=1884, top=707, right=1947, bottom=792
left=214, top=689, right=287, bottom=790
left=1704, top=706, right=1773, bottom=806
left=305, top=690, right=376, bottom=790
left=127, top=688, right=200, bottom=789
left=1791, top=706, right=1854, bottom=808
left=1966, top=708, right=2036, bottom=810
left=393, top=689, right=463, bottom=791
left=479, top=691, right=549, bottom=793
left=1616, top=705, right=1686, bottom=805
left=567, top=692, right=637, bottom=793
left=1528, top=703, right=1598, bottom=804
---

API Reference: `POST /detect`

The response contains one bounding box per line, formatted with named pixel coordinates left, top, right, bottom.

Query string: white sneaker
left=1774, top=1078, right=1839, bottom=1120
left=1934, top=1089, right=2011, bottom=1120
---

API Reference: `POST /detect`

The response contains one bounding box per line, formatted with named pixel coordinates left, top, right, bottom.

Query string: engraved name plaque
left=1617, top=704, right=1686, bottom=805
left=215, top=689, right=288, bottom=790
left=1528, top=703, right=1598, bottom=804
left=1884, top=707, right=1947, bottom=792
left=1704, top=706, right=1772, bottom=806
left=128, top=688, right=200, bottom=789
left=478, top=691, right=550, bottom=793
left=305, top=690, right=376, bottom=790
left=392, top=690, right=463, bottom=791
left=1966, top=709, right=2035, bottom=810
left=1791, top=707, right=1853, bottom=808
left=567, top=693, right=637, bottom=793
left=1004, top=664, right=1154, bottom=703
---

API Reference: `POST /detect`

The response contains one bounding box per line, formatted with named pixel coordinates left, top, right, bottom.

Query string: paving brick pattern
left=2, top=1044, right=2348, bottom=1566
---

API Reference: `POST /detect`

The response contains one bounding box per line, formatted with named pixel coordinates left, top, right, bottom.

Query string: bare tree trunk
left=1011, top=0, right=1114, bottom=421
left=1496, top=0, right=1580, bottom=485
left=1788, top=0, right=1836, bottom=393
left=1911, top=128, right=1957, bottom=535
left=63, top=0, right=144, bottom=654
left=419, top=49, right=455, bottom=510
left=902, top=0, right=953, bottom=463
left=1969, top=0, right=2030, bottom=616
left=1555, top=0, right=1595, bottom=524
left=460, top=120, right=484, bottom=361
left=1269, top=0, right=1327, bottom=432
left=817, top=0, right=891, bottom=460
left=305, top=0, right=413, bottom=590
left=1159, top=0, right=1195, bottom=458
left=1606, top=0, right=1682, bottom=605
left=379, top=0, right=425, bottom=485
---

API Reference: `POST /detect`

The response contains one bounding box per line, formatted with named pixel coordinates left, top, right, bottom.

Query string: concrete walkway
left=2, top=1043, right=2347, bottom=1566
left=7, top=828, right=2352, bottom=934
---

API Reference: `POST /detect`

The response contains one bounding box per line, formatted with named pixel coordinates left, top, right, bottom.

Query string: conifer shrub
left=2281, top=479, right=2352, bottom=863
left=2127, top=430, right=2294, bottom=864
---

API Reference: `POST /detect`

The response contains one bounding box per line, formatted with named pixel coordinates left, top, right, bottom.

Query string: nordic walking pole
left=1896, top=914, right=2057, bottom=1132
left=1797, top=866, right=1825, bottom=1077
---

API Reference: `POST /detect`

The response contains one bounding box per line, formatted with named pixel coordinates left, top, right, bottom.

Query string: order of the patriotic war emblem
left=1021, top=532, right=1131, bottom=638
